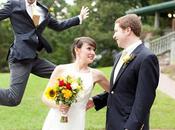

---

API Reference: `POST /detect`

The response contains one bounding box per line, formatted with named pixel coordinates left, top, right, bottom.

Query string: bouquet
left=44, top=75, right=83, bottom=123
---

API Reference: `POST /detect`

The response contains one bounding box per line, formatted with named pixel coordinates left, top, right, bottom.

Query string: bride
left=42, top=36, right=110, bottom=130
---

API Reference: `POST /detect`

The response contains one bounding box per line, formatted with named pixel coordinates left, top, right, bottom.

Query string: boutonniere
left=122, top=54, right=136, bottom=65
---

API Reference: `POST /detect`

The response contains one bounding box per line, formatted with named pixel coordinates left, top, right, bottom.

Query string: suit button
left=111, top=91, right=114, bottom=94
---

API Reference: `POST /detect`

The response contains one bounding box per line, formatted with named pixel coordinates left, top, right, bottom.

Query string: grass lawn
left=0, top=67, right=175, bottom=130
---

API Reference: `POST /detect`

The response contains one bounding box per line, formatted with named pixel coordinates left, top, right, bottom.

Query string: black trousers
left=0, top=57, right=56, bottom=106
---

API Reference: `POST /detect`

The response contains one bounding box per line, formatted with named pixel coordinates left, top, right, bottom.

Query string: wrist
left=78, top=15, right=83, bottom=24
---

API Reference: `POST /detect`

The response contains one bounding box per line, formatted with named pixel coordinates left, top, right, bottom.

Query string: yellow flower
left=62, top=89, right=72, bottom=99
left=123, top=55, right=131, bottom=63
left=122, top=54, right=135, bottom=64
left=45, top=87, right=57, bottom=100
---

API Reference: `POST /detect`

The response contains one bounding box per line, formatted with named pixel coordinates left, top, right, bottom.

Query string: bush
left=141, top=24, right=163, bottom=41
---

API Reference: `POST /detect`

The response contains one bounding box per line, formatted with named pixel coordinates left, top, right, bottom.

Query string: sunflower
left=45, top=87, right=57, bottom=99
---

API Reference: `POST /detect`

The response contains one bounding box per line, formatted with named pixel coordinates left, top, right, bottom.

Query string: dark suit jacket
left=0, top=0, right=80, bottom=60
left=93, top=44, right=159, bottom=130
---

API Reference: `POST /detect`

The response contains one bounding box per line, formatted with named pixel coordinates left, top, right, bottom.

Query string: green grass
left=150, top=91, right=175, bottom=128
left=0, top=67, right=175, bottom=130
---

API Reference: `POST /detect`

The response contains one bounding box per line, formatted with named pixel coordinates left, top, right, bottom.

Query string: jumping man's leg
left=31, top=58, right=56, bottom=79
left=0, top=61, right=32, bottom=106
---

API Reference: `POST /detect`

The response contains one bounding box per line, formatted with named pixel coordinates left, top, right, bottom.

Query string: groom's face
left=113, top=23, right=128, bottom=48
left=27, top=0, right=36, bottom=5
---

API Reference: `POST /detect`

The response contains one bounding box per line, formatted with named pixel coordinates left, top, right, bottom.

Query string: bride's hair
left=71, top=36, right=96, bottom=59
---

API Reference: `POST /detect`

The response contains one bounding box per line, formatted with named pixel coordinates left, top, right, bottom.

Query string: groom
left=87, top=14, right=159, bottom=130
left=0, top=0, right=89, bottom=106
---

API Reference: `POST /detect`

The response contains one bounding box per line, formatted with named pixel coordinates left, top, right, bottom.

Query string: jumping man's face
left=27, top=0, right=36, bottom=5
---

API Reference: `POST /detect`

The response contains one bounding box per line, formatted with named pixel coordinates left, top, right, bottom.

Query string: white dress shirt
left=113, top=40, right=142, bottom=84
left=25, top=0, right=82, bottom=25
left=25, top=0, right=45, bottom=25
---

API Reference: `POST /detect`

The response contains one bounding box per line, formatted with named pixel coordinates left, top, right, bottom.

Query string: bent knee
left=8, top=96, right=22, bottom=106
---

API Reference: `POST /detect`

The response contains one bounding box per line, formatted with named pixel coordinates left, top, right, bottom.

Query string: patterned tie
left=121, top=50, right=127, bottom=61
left=31, top=5, right=40, bottom=26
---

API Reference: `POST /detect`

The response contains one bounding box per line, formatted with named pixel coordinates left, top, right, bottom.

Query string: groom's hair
left=115, top=14, right=142, bottom=37
left=71, top=37, right=96, bottom=59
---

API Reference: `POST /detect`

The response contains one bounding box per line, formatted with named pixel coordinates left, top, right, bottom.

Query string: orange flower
left=62, top=89, right=72, bottom=99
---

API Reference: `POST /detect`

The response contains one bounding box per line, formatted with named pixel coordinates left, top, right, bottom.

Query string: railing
left=149, top=31, right=175, bottom=55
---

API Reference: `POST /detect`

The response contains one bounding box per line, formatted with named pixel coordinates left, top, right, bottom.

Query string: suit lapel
left=21, top=0, right=26, bottom=12
left=36, top=2, right=49, bottom=27
left=21, top=0, right=34, bottom=24
left=112, top=60, right=130, bottom=88
left=110, top=53, right=122, bottom=89
left=37, top=2, right=49, bottom=13
left=111, top=43, right=144, bottom=90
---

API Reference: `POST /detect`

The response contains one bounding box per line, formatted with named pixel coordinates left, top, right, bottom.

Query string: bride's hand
left=59, top=104, right=70, bottom=114
left=86, top=98, right=94, bottom=111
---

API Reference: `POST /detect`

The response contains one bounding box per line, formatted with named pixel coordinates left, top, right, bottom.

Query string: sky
left=65, top=0, right=74, bottom=5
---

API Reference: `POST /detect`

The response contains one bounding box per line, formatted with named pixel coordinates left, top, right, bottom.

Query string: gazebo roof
left=126, top=1, right=175, bottom=15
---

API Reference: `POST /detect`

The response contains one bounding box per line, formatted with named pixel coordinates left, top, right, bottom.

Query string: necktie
left=121, top=50, right=127, bottom=61
left=31, top=5, right=40, bottom=26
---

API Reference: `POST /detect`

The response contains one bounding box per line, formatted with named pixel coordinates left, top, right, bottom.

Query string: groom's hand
left=79, top=6, right=89, bottom=24
left=86, top=98, right=94, bottom=110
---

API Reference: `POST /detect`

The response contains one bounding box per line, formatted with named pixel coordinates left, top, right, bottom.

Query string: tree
left=0, top=20, right=13, bottom=72
left=0, top=0, right=169, bottom=71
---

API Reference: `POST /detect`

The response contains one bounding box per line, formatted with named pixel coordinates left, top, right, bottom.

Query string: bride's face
left=76, top=43, right=96, bottom=64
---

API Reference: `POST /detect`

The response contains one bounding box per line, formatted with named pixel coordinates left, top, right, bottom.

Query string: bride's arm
left=42, top=65, right=63, bottom=109
left=93, top=69, right=110, bottom=92
left=86, top=69, right=109, bottom=110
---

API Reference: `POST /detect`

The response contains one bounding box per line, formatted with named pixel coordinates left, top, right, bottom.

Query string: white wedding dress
left=42, top=64, right=94, bottom=130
